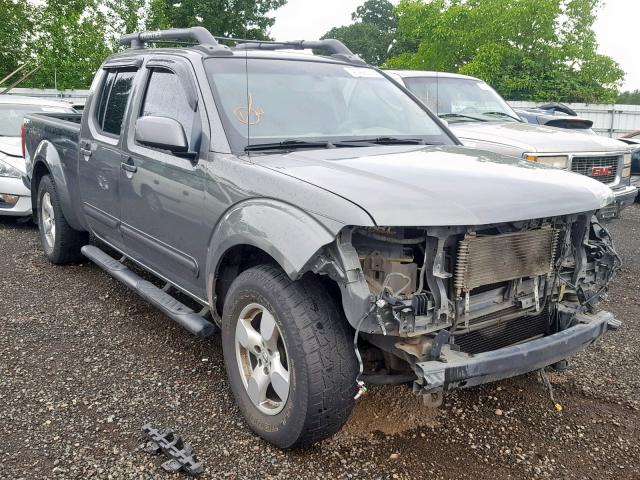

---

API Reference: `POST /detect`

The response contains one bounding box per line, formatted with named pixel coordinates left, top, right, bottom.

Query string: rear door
left=79, top=62, right=140, bottom=247
left=119, top=56, right=209, bottom=298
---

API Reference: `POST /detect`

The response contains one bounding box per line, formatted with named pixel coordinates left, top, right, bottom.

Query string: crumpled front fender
left=206, top=199, right=341, bottom=306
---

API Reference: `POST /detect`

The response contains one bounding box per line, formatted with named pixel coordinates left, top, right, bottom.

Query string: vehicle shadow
left=0, top=216, right=36, bottom=230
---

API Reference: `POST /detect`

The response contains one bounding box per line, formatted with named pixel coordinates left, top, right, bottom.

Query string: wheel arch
left=30, top=140, right=85, bottom=230
left=206, top=199, right=342, bottom=316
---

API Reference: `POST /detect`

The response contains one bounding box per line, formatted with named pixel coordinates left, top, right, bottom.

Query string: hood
left=0, top=136, right=22, bottom=158
left=254, top=145, right=614, bottom=226
left=449, top=121, right=628, bottom=153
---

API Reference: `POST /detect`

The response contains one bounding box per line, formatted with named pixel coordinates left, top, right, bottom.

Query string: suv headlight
left=523, top=154, right=569, bottom=169
left=0, top=158, right=21, bottom=178
left=622, top=152, right=632, bottom=177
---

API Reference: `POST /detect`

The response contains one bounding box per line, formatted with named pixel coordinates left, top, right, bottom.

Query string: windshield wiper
left=348, top=137, right=426, bottom=145
left=244, top=140, right=334, bottom=152
left=438, top=113, right=487, bottom=123
left=482, top=111, right=521, bottom=121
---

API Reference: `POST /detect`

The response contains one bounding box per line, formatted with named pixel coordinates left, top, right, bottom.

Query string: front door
left=79, top=67, right=138, bottom=247
left=119, top=59, right=208, bottom=298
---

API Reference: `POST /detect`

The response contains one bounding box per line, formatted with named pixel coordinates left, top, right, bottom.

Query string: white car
left=387, top=70, right=638, bottom=219
left=0, top=96, right=76, bottom=216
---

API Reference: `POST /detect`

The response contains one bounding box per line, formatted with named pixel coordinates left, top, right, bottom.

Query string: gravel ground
left=1, top=205, right=639, bottom=480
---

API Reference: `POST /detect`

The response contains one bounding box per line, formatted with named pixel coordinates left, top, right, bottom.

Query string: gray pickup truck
left=23, top=27, right=622, bottom=448
left=388, top=70, right=638, bottom=219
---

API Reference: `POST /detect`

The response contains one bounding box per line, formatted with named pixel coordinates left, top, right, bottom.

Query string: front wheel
left=221, top=265, right=357, bottom=448
left=37, top=175, right=88, bottom=264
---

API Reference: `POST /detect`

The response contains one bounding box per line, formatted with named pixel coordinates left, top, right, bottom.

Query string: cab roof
left=108, top=47, right=357, bottom=66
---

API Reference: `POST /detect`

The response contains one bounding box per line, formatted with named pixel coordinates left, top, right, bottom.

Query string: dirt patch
left=335, top=384, right=439, bottom=438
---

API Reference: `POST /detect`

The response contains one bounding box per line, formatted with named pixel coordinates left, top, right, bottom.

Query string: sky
left=270, top=0, right=639, bottom=92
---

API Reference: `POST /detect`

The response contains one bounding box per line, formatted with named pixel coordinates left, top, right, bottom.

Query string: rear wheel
left=37, top=175, right=88, bottom=264
left=221, top=265, right=357, bottom=448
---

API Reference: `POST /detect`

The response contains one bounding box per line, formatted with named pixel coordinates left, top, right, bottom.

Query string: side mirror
left=135, top=116, right=188, bottom=153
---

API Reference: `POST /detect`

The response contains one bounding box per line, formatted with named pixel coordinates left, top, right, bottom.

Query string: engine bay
left=330, top=212, right=621, bottom=380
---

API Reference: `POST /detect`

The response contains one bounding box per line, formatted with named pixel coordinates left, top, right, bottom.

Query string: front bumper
left=597, top=184, right=638, bottom=220
left=0, top=176, right=32, bottom=217
left=631, top=175, right=640, bottom=196
left=414, top=310, right=619, bottom=393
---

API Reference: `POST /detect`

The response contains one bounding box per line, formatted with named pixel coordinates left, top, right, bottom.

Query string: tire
left=37, top=175, right=88, bottom=264
left=221, top=265, right=357, bottom=448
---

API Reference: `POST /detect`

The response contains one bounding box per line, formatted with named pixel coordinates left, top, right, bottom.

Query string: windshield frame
left=401, top=75, right=522, bottom=124
left=203, top=57, right=460, bottom=154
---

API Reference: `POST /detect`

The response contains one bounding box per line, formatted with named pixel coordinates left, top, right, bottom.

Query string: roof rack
left=229, top=38, right=366, bottom=65
left=120, top=27, right=232, bottom=55
left=119, top=27, right=365, bottom=64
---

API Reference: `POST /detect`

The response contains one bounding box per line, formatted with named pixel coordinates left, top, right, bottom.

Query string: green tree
left=322, top=23, right=393, bottom=65
left=617, top=90, right=640, bottom=105
left=0, top=0, right=289, bottom=90
left=26, top=0, right=112, bottom=89
left=106, top=0, right=147, bottom=44
left=387, top=0, right=624, bottom=103
left=0, top=0, right=33, bottom=85
left=352, top=0, right=397, bottom=32
left=322, top=0, right=396, bottom=65
left=145, top=0, right=287, bottom=39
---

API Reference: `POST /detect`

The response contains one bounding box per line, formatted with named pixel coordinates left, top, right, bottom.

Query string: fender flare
left=205, top=199, right=339, bottom=306
left=31, top=140, right=85, bottom=231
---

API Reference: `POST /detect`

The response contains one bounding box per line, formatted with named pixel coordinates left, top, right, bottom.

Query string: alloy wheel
left=235, top=302, right=290, bottom=415
left=41, top=192, right=55, bottom=250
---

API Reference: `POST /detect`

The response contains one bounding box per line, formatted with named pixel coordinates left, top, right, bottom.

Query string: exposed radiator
left=453, top=309, right=551, bottom=354
left=454, top=228, right=558, bottom=295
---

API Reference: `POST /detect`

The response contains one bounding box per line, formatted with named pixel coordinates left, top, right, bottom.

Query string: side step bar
left=81, top=245, right=217, bottom=337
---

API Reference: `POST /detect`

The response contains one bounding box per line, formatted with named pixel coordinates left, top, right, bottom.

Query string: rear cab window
left=94, top=68, right=137, bottom=136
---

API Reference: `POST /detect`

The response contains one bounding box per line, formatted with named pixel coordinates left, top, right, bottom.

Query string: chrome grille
left=454, top=228, right=558, bottom=294
left=571, top=155, right=619, bottom=184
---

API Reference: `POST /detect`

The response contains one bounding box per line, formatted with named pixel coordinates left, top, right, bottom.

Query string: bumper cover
left=598, top=185, right=637, bottom=220
left=0, top=176, right=31, bottom=217
left=414, top=310, right=619, bottom=393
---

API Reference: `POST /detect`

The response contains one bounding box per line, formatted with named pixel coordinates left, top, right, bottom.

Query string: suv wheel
left=37, top=175, right=88, bottom=264
left=222, top=265, right=357, bottom=448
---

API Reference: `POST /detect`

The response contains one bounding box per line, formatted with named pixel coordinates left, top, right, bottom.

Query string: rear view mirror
left=135, top=116, right=188, bottom=153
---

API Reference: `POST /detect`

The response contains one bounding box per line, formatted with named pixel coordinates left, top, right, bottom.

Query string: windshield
left=204, top=58, right=454, bottom=152
left=402, top=77, right=520, bottom=123
left=0, top=104, right=74, bottom=136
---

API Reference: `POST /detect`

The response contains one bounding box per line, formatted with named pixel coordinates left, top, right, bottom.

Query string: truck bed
left=23, top=112, right=82, bottom=165
left=23, top=111, right=85, bottom=228
left=25, top=112, right=82, bottom=128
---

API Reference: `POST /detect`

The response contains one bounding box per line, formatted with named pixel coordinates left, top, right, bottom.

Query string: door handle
left=80, top=140, right=94, bottom=158
left=121, top=161, right=137, bottom=173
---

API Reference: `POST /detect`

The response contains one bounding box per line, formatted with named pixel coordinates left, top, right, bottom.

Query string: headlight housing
left=0, top=158, right=21, bottom=178
left=523, top=154, right=569, bottom=169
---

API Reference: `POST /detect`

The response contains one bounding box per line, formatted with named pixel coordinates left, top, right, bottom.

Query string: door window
left=140, top=68, right=195, bottom=145
left=95, top=69, right=137, bottom=136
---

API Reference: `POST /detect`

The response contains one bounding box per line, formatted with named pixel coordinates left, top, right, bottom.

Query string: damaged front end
left=312, top=212, right=622, bottom=398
